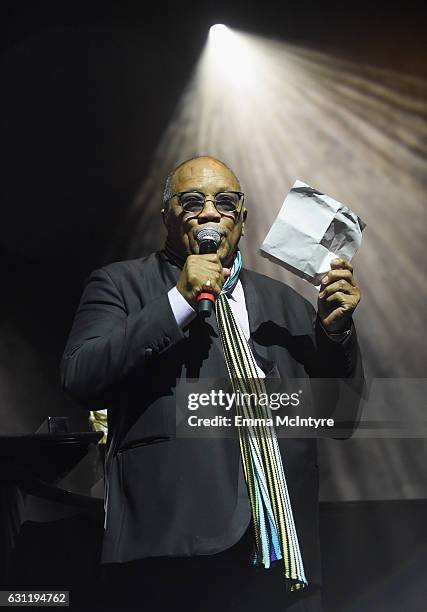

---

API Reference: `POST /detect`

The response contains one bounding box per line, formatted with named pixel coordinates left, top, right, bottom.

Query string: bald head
left=163, top=156, right=241, bottom=207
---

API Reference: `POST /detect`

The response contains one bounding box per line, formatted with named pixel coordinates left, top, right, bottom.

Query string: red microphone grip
left=196, top=291, right=216, bottom=304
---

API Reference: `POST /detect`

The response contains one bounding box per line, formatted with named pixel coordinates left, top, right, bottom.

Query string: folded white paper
left=259, top=180, right=366, bottom=285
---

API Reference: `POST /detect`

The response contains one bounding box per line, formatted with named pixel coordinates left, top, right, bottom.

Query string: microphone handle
left=197, top=239, right=218, bottom=318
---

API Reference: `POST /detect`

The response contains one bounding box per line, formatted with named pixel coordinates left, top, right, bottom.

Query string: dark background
left=1, top=2, right=427, bottom=610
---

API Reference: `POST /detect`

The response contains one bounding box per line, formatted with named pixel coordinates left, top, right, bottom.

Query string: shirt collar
left=228, top=278, right=244, bottom=302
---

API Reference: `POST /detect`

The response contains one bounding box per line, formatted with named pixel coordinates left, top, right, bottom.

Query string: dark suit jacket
left=60, top=250, right=364, bottom=586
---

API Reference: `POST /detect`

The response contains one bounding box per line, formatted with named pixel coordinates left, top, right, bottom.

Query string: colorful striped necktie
left=216, top=250, right=308, bottom=592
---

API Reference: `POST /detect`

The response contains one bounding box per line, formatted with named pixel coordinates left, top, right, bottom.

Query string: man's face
left=162, top=158, right=246, bottom=266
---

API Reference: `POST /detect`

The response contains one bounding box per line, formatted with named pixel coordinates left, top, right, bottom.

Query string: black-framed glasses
left=169, top=190, right=244, bottom=217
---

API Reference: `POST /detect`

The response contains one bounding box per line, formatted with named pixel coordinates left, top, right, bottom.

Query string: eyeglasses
left=168, top=190, right=244, bottom=218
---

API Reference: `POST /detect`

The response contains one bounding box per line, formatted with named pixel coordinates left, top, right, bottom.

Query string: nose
left=197, top=198, right=222, bottom=223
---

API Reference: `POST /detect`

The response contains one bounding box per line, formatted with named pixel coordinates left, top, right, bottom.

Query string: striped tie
left=216, top=251, right=307, bottom=592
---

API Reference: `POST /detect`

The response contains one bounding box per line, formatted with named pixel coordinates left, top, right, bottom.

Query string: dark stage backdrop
left=1, top=2, right=426, bottom=501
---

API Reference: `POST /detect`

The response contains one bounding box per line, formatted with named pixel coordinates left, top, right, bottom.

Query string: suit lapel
left=239, top=268, right=262, bottom=335
left=240, top=269, right=280, bottom=379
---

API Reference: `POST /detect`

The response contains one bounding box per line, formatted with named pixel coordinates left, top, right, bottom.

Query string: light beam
left=107, top=26, right=427, bottom=504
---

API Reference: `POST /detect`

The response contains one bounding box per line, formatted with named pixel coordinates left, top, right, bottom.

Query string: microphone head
left=195, top=226, right=224, bottom=247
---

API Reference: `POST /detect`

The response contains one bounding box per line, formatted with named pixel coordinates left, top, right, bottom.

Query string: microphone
left=195, top=227, right=224, bottom=318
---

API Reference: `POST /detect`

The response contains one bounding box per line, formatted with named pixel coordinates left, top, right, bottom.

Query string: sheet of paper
left=259, top=180, right=366, bottom=285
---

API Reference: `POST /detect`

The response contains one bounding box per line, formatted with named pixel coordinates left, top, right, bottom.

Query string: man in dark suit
left=61, top=156, right=364, bottom=610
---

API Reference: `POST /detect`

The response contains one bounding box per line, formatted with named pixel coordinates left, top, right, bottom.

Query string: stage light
left=209, top=24, right=230, bottom=40
left=205, top=26, right=256, bottom=84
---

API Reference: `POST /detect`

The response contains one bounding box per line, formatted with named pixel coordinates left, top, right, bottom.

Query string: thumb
left=223, top=268, right=231, bottom=278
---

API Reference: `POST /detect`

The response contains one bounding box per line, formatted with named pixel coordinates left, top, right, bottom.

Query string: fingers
left=199, top=271, right=224, bottom=295
left=178, top=254, right=232, bottom=307
left=324, top=292, right=356, bottom=309
left=321, top=306, right=352, bottom=329
left=319, top=279, right=355, bottom=299
left=318, top=259, right=361, bottom=332
left=330, top=257, right=353, bottom=274
left=198, top=253, right=222, bottom=263
left=187, top=254, right=227, bottom=295
left=320, top=268, right=355, bottom=288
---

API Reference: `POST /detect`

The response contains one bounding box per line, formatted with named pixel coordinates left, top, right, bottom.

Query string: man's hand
left=176, top=254, right=230, bottom=308
left=317, top=258, right=361, bottom=333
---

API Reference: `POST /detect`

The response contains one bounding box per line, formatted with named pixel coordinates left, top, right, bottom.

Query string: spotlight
left=207, top=24, right=253, bottom=83
left=209, top=24, right=230, bottom=41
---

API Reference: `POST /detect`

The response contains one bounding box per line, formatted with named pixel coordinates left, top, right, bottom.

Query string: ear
left=241, top=208, right=248, bottom=234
